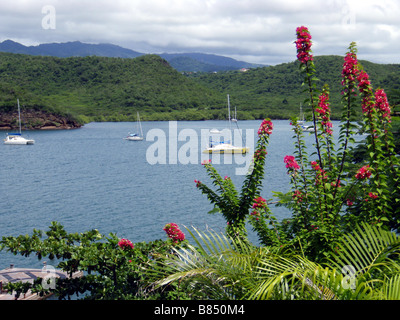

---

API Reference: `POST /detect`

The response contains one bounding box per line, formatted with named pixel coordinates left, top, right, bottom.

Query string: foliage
left=1, top=50, right=400, bottom=123
left=1, top=27, right=400, bottom=301
left=151, top=223, right=400, bottom=300
left=0, top=221, right=189, bottom=300
left=190, top=55, right=400, bottom=121
left=0, top=53, right=225, bottom=122
left=195, top=27, right=400, bottom=262
left=194, top=119, right=272, bottom=244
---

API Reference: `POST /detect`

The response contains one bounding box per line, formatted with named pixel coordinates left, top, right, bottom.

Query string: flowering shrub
left=196, top=27, right=400, bottom=261
left=195, top=119, right=273, bottom=243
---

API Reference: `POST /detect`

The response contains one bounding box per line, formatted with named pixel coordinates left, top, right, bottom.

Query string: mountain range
left=0, top=40, right=264, bottom=72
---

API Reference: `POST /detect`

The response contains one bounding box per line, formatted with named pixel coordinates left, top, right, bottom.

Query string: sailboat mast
left=227, top=94, right=231, bottom=131
left=137, top=111, right=143, bottom=137
left=17, top=99, right=22, bottom=134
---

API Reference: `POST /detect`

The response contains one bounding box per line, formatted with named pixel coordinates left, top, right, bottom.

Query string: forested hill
left=0, top=52, right=399, bottom=128
left=189, top=55, right=400, bottom=120
left=0, top=52, right=227, bottom=126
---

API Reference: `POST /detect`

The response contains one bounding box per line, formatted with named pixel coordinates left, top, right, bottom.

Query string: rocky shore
left=0, top=109, right=82, bottom=130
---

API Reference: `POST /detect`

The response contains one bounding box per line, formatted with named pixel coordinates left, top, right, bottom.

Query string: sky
left=0, top=0, right=399, bottom=65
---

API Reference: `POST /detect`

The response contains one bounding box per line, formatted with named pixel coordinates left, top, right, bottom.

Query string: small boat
left=125, top=112, right=144, bottom=141
left=203, top=94, right=248, bottom=154
left=302, top=125, right=315, bottom=133
left=4, top=99, right=35, bottom=145
left=203, top=142, right=248, bottom=154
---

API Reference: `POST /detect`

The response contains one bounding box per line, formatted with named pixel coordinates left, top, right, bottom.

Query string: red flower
left=295, top=26, right=313, bottom=64
left=374, top=89, right=391, bottom=122
left=118, top=238, right=134, bottom=250
left=293, top=190, right=304, bottom=203
left=368, top=192, right=378, bottom=200
left=355, top=165, right=372, bottom=180
left=357, top=70, right=374, bottom=115
left=284, top=155, right=300, bottom=171
left=311, top=161, right=327, bottom=184
left=163, top=223, right=185, bottom=243
left=316, top=88, right=333, bottom=135
left=252, top=196, right=267, bottom=209
left=342, top=52, right=358, bottom=87
left=258, top=119, right=273, bottom=136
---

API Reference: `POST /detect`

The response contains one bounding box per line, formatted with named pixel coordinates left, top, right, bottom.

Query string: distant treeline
left=0, top=52, right=399, bottom=123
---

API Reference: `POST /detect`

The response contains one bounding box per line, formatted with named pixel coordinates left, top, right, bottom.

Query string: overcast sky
left=0, top=0, right=399, bottom=65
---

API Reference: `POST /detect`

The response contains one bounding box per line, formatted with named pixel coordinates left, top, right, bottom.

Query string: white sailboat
left=298, top=104, right=315, bottom=133
left=125, top=112, right=144, bottom=141
left=203, top=94, right=248, bottom=154
left=4, top=99, right=35, bottom=145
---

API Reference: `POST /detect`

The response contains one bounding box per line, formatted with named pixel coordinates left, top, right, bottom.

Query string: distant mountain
left=160, top=52, right=264, bottom=72
left=0, top=40, right=142, bottom=58
left=0, top=40, right=264, bottom=71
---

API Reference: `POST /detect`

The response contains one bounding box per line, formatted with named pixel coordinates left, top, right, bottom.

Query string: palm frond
left=330, top=222, right=400, bottom=276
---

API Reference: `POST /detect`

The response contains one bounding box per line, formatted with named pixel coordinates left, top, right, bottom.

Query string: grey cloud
left=0, top=0, right=399, bottom=65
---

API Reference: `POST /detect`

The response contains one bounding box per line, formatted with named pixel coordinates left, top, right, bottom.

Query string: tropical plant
left=151, top=223, right=400, bottom=300
left=195, top=26, right=400, bottom=262
left=0, top=221, right=189, bottom=300
left=194, top=119, right=273, bottom=244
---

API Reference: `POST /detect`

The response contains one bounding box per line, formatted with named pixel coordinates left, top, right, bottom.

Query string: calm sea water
left=0, top=120, right=314, bottom=269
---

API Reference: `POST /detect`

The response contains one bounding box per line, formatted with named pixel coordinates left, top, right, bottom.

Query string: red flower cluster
left=295, top=26, right=313, bottom=64
left=375, top=89, right=391, bottom=122
left=367, top=192, right=378, bottom=200
left=284, top=155, right=300, bottom=171
left=342, top=52, right=358, bottom=86
left=251, top=196, right=267, bottom=221
left=194, top=179, right=201, bottom=187
left=118, top=238, right=134, bottom=250
left=258, top=119, right=273, bottom=136
left=163, top=223, right=185, bottom=243
left=254, top=148, right=267, bottom=160
left=357, top=70, right=374, bottom=115
left=316, top=90, right=333, bottom=135
left=252, top=196, right=267, bottom=209
left=292, top=190, right=304, bottom=203
left=311, top=161, right=327, bottom=184
left=355, top=165, right=372, bottom=180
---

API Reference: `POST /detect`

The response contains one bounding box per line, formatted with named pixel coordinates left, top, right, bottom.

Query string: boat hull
left=203, top=144, right=249, bottom=154
left=4, top=136, right=35, bottom=145
left=125, top=136, right=144, bottom=141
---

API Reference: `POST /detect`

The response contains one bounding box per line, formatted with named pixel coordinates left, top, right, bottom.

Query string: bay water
left=0, top=120, right=312, bottom=269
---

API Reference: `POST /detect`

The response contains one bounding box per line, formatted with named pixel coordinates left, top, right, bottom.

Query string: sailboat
left=298, top=104, right=315, bottom=133
left=125, top=112, right=144, bottom=141
left=203, top=94, right=248, bottom=154
left=4, top=99, right=35, bottom=145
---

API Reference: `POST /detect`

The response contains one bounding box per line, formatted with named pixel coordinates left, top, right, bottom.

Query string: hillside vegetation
left=190, top=55, right=400, bottom=120
left=0, top=52, right=226, bottom=125
left=0, top=52, right=399, bottom=126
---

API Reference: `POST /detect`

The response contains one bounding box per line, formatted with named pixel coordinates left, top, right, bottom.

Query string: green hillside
left=189, top=55, right=400, bottom=120
left=0, top=53, right=226, bottom=123
left=0, top=52, right=399, bottom=125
